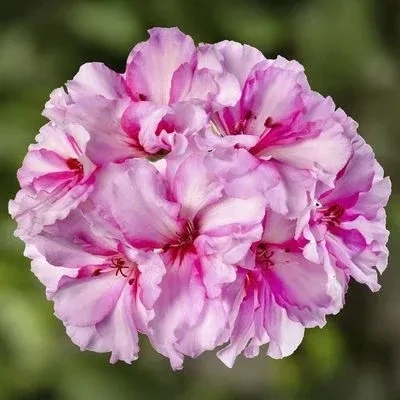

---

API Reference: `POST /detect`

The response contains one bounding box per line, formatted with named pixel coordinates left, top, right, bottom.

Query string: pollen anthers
left=92, top=256, right=138, bottom=285
left=233, top=110, right=255, bottom=134
left=255, top=242, right=274, bottom=269
left=162, top=220, right=198, bottom=253
left=232, top=109, right=281, bottom=137
left=318, top=204, right=345, bottom=227
left=66, top=157, right=84, bottom=175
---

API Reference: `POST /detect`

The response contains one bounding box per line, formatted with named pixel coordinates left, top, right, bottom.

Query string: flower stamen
left=110, top=257, right=130, bottom=277
left=66, top=158, right=83, bottom=175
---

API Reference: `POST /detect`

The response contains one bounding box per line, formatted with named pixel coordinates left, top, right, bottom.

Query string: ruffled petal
left=126, top=27, right=196, bottom=104
left=199, top=41, right=265, bottom=88
left=149, top=253, right=206, bottom=370
left=199, top=196, right=265, bottom=237
left=267, top=249, right=333, bottom=328
left=166, top=150, right=224, bottom=220
left=53, top=271, right=125, bottom=326
left=91, top=159, right=180, bottom=248
left=66, top=62, right=129, bottom=100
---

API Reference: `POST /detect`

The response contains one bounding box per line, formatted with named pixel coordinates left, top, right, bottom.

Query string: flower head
left=10, top=27, right=390, bottom=369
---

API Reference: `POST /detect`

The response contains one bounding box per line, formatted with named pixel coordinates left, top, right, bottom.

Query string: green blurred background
left=1, top=0, right=399, bottom=399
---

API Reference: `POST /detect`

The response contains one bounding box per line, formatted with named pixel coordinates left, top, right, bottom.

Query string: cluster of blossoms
left=10, top=28, right=390, bottom=369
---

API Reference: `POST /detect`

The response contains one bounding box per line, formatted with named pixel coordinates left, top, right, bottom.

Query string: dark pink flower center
left=319, top=204, right=345, bottom=226
left=255, top=243, right=274, bottom=269
left=231, top=108, right=281, bottom=137
left=163, top=220, right=198, bottom=255
left=66, top=158, right=83, bottom=175
left=232, top=110, right=255, bottom=135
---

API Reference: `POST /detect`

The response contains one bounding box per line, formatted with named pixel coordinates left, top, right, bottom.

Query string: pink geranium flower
left=300, top=113, right=391, bottom=292
left=217, top=211, right=345, bottom=367
left=10, top=27, right=391, bottom=369
left=86, top=142, right=265, bottom=368
left=9, top=123, right=96, bottom=238
left=29, top=205, right=165, bottom=363
left=44, top=28, right=240, bottom=162
left=201, top=41, right=352, bottom=216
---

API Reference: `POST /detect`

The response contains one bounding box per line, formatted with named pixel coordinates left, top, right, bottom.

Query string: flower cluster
left=10, top=27, right=390, bottom=369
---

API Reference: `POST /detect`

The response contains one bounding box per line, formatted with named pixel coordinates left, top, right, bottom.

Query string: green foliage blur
left=0, top=0, right=399, bottom=399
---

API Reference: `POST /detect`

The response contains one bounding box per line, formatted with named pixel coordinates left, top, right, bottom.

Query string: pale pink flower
left=86, top=143, right=266, bottom=369
left=217, top=211, right=345, bottom=367
left=28, top=205, right=165, bottom=363
left=9, top=123, right=96, bottom=238
left=301, top=114, right=391, bottom=291
left=44, top=28, right=240, bottom=162
left=201, top=41, right=352, bottom=216
left=9, top=28, right=391, bottom=369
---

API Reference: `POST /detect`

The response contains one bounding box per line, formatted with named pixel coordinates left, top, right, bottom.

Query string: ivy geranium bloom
left=9, top=123, right=96, bottom=238
left=300, top=113, right=391, bottom=292
left=29, top=205, right=166, bottom=363
left=87, top=142, right=266, bottom=369
left=201, top=41, right=352, bottom=216
left=10, top=27, right=390, bottom=369
left=217, top=211, right=345, bottom=367
left=44, top=28, right=240, bottom=162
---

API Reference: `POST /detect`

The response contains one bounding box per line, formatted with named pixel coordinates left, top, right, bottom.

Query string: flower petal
left=92, top=159, right=180, bottom=248
left=53, top=271, right=125, bottom=326
left=267, top=249, right=333, bottom=328
left=66, top=62, right=129, bottom=100
left=126, top=27, right=196, bottom=104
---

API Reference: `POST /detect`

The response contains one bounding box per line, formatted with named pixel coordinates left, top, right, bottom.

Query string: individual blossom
left=9, top=123, right=96, bottom=238
left=43, top=28, right=240, bottom=162
left=28, top=204, right=166, bottom=363
left=200, top=41, right=352, bottom=217
left=85, top=142, right=266, bottom=369
left=300, top=111, right=391, bottom=292
left=217, top=211, right=345, bottom=367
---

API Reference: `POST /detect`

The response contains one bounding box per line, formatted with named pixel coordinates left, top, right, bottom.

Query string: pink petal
left=267, top=249, right=333, bottom=328
left=266, top=121, right=352, bottom=187
left=262, top=211, right=297, bottom=244
left=43, top=87, right=71, bottom=122
left=326, top=232, right=381, bottom=292
left=53, top=271, right=125, bottom=326
left=263, top=284, right=305, bottom=359
left=66, top=325, right=111, bottom=354
left=30, top=208, right=120, bottom=268
left=351, top=176, right=391, bottom=220
left=67, top=62, right=129, bottom=100
left=242, top=66, right=305, bottom=136
left=126, top=27, right=196, bottom=104
left=183, top=67, right=241, bottom=110
left=24, top=243, right=79, bottom=297
left=199, top=254, right=237, bottom=298
left=91, top=159, right=180, bottom=248
left=122, top=101, right=170, bottom=154
left=96, top=284, right=139, bottom=364
left=149, top=253, right=206, bottom=370
left=199, top=41, right=265, bottom=88
left=10, top=180, right=94, bottom=238
left=199, top=197, right=265, bottom=237
left=65, top=96, right=143, bottom=164
left=123, top=246, right=166, bottom=309
left=166, top=151, right=224, bottom=220
left=217, top=283, right=256, bottom=367
left=322, top=136, right=375, bottom=205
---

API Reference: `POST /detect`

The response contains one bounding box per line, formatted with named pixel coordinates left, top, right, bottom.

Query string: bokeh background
left=1, top=0, right=399, bottom=399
